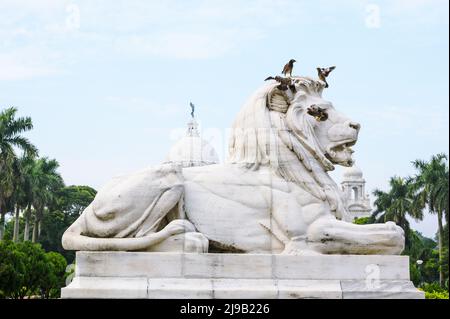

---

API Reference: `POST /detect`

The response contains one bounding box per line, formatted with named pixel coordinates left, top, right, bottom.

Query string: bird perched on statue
left=265, top=76, right=297, bottom=93
left=281, top=59, right=296, bottom=77
left=307, top=105, right=328, bottom=122
left=317, top=66, right=336, bottom=88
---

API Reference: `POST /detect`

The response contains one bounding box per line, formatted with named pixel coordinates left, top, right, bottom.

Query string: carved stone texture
left=61, top=252, right=424, bottom=299
left=62, top=77, right=404, bottom=256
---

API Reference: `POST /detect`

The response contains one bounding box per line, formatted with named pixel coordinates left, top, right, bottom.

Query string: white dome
left=342, top=165, right=364, bottom=180
left=165, top=119, right=219, bottom=167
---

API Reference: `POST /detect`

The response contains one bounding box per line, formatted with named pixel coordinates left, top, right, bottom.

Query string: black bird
left=265, top=76, right=296, bottom=93
left=282, top=59, right=296, bottom=77
left=317, top=66, right=336, bottom=88
left=307, top=105, right=328, bottom=122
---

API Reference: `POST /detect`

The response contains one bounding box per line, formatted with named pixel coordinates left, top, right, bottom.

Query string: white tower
left=341, top=164, right=372, bottom=219
left=164, top=109, right=219, bottom=168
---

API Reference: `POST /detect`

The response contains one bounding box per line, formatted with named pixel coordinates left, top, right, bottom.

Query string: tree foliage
left=2, top=185, right=96, bottom=263
left=372, top=176, right=422, bottom=249
left=0, top=107, right=37, bottom=240
left=0, top=240, right=25, bottom=298
left=39, top=185, right=96, bottom=263
left=410, top=153, right=449, bottom=286
left=2, top=106, right=448, bottom=297
left=353, top=217, right=373, bottom=225
left=371, top=154, right=449, bottom=289
left=420, top=282, right=449, bottom=299
left=0, top=241, right=67, bottom=299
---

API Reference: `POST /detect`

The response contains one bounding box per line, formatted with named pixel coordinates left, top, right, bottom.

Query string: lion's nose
left=349, top=122, right=360, bottom=132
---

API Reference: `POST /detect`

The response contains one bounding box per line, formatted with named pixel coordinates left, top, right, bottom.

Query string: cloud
left=111, top=28, right=264, bottom=59
left=355, top=104, right=449, bottom=137
left=312, top=0, right=448, bottom=27
left=0, top=0, right=69, bottom=31
left=0, top=0, right=447, bottom=80
left=0, top=0, right=74, bottom=80
left=0, top=0, right=301, bottom=65
left=104, top=95, right=185, bottom=116
left=0, top=0, right=64, bottom=10
left=74, top=0, right=294, bottom=59
left=0, top=48, right=60, bottom=81
left=389, top=0, right=448, bottom=11
left=381, top=0, right=449, bottom=25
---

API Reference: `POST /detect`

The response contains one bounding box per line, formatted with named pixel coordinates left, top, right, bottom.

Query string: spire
left=187, top=101, right=199, bottom=137
left=187, top=118, right=199, bottom=137
left=164, top=101, right=219, bottom=167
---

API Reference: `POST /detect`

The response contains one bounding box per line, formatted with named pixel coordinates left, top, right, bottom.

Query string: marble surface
left=62, top=77, right=405, bottom=256
left=61, top=252, right=424, bottom=299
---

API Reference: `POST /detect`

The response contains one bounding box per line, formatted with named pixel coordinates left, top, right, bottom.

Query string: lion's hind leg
left=143, top=219, right=209, bottom=253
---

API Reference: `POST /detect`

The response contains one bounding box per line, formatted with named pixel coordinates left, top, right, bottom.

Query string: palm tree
left=410, top=153, right=449, bottom=287
left=23, top=207, right=33, bottom=241
left=0, top=107, right=37, bottom=240
left=31, top=157, right=64, bottom=242
left=0, top=152, right=15, bottom=239
left=13, top=155, right=36, bottom=242
left=372, top=176, right=423, bottom=248
left=0, top=153, right=24, bottom=239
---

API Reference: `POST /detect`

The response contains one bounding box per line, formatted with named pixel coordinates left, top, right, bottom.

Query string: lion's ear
left=267, top=88, right=290, bottom=113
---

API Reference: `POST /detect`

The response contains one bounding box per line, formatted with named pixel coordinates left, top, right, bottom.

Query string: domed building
left=341, top=164, right=372, bottom=219
left=164, top=110, right=219, bottom=168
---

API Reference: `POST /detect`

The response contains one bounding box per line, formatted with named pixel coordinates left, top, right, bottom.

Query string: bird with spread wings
left=317, top=66, right=336, bottom=88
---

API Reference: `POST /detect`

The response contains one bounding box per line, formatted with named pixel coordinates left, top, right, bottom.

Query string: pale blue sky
left=0, top=0, right=448, bottom=237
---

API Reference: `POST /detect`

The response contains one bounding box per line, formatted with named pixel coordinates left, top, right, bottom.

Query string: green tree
left=0, top=107, right=37, bottom=240
left=405, top=230, right=440, bottom=286
left=40, top=251, right=67, bottom=299
left=56, top=185, right=97, bottom=218
left=0, top=153, right=19, bottom=241
left=12, top=155, right=36, bottom=242
left=3, top=184, right=96, bottom=263
left=39, top=185, right=96, bottom=263
left=0, top=241, right=68, bottom=299
left=410, top=153, right=449, bottom=287
left=353, top=216, right=373, bottom=225
left=30, top=157, right=64, bottom=243
left=0, top=240, right=25, bottom=298
left=372, top=176, right=423, bottom=249
left=14, top=241, right=49, bottom=298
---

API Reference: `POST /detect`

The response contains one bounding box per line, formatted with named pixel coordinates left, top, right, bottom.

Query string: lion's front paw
left=385, top=221, right=397, bottom=231
left=282, top=247, right=323, bottom=256
left=183, top=232, right=209, bottom=253
left=164, top=219, right=196, bottom=236
left=282, top=237, right=323, bottom=256
left=385, top=221, right=405, bottom=238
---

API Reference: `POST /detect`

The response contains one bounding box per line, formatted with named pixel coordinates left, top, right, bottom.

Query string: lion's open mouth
left=325, top=140, right=357, bottom=166
left=331, top=140, right=356, bottom=153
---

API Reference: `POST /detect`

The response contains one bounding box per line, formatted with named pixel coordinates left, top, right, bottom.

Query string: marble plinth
left=61, top=252, right=424, bottom=299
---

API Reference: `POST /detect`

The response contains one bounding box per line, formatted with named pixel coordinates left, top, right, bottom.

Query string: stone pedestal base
left=61, top=252, right=424, bottom=299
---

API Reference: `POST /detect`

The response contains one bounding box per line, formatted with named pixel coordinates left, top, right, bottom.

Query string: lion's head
left=227, top=77, right=360, bottom=219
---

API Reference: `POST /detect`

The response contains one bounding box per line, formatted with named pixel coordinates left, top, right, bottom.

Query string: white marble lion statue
left=62, top=77, right=405, bottom=255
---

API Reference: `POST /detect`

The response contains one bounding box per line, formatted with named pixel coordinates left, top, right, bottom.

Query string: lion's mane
left=227, top=77, right=348, bottom=219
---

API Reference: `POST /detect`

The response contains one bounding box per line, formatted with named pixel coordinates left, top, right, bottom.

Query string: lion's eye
left=307, top=106, right=328, bottom=122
